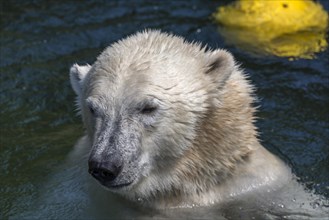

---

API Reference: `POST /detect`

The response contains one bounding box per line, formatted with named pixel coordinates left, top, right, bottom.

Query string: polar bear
left=69, top=30, right=327, bottom=217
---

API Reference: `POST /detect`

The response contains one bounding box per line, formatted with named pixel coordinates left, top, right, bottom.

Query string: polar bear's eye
left=89, top=106, right=95, bottom=115
left=140, top=105, right=157, bottom=114
left=86, top=97, right=99, bottom=117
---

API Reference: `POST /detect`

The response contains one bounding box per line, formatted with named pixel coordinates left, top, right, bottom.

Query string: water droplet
left=311, top=201, right=320, bottom=209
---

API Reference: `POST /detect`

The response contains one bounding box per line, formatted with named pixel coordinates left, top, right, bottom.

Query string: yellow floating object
left=213, top=0, right=329, bottom=59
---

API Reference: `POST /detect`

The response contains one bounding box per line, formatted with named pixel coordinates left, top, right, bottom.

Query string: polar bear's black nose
left=88, top=159, right=122, bottom=183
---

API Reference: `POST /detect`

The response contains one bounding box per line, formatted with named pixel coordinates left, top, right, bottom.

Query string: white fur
left=69, top=31, right=328, bottom=217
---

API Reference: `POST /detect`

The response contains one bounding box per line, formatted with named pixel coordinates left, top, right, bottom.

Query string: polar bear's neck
left=174, top=70, right=258, bottom=189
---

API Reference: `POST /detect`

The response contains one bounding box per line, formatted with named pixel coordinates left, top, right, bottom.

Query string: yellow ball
left=213, top=0, right=329, bottom=59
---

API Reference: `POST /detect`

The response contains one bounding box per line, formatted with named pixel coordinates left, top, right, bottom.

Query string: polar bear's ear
left=205, top=49, right=235, bottom=89
left=70, top=64, right=91, bottom=95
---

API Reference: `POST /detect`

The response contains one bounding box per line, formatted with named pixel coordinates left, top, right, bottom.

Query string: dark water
left=1, top=0, right=328, bottom=219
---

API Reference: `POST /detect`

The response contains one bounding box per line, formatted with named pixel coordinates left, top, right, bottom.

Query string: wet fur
left=69, top=30, right=327, bottom=215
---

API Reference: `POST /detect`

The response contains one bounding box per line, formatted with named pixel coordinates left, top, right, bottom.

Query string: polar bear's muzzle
left=88, top=151, right=137, bottom=189
left=88, top=156, right=126, bottom=187
left=87, top=118, right=143, bottom=190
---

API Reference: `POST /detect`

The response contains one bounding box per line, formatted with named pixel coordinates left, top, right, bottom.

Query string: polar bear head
left=70, top=30, right=237, bottom=200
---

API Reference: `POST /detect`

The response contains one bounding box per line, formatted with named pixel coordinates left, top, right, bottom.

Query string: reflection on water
left=1, top=0, right=328, bottom=219
left=217, top=27, right=328, bottom=60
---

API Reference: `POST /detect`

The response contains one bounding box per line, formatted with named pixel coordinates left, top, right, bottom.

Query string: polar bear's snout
left=88, top=157, right=123, bottom=185
left=85, top=115, right=144, bottom=190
